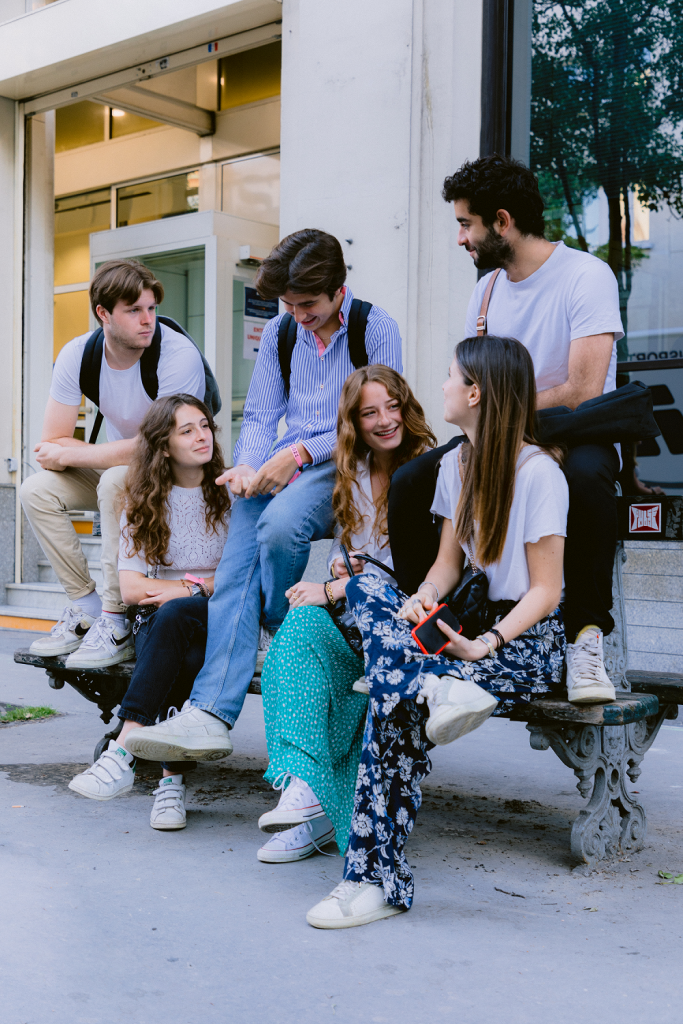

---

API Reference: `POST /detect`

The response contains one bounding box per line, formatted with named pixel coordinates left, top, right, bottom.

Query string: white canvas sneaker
left=150, top=775, right=186, bottom=831
left=306, top=880, right=405, bottom=929
left=68, top=741, right=135, bottom=800
left=65, top=615, right=135, bottom=669
left=258, top=773, right=326, bottom=833
left=124, top=701, right=233, bottom=762
left=566, top=627, right=616, bottom=704
left=29, top=605, right=96, bottom=657
left=257, top=817, right=336, bottom=863
left=419, top=673, right=498, bottom=746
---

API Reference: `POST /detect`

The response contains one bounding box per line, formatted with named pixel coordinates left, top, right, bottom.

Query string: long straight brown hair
left=452, top=335, right=562, bottom=566
left=333, top=365, right=437, bottom=550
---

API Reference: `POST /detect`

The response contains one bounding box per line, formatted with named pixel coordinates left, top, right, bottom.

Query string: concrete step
left=38, top=561, right=102, bottom=585
left=5, top=582, right=68, bottom=613
left=0, top=603, right=58, bottom=624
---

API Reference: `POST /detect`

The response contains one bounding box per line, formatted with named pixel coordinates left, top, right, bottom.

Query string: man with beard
left=387, top=155, right=623, bottom=703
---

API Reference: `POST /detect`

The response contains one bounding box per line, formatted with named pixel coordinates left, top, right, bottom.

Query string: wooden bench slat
left=517, top=691, right=658, bottom=726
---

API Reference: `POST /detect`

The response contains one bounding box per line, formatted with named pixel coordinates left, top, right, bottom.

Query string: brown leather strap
left=476, top=268, right=502, bottom=336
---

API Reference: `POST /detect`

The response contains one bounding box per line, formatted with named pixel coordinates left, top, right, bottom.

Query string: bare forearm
left=536, top=381, right=589, bottom=410
left=492, top=584, right=561, bottom=645
left=57, top=438, right=137, bottom=470
left=418, top=555, right=463, bottom=602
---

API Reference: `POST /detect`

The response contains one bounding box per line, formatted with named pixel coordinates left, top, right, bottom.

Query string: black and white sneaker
left=65, top=615, right=135, bottom=668
left=29, top=605, right=96, bottom=657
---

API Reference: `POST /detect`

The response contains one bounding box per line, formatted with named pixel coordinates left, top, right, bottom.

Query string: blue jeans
left=189, top=460, right=337, bottom=726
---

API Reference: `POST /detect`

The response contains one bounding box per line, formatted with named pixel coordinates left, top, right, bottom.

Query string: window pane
left=54, top=290, right=90, bottom=362
left=55, top=101, right=105, bottom=153
left=136, top=247, right=206, bottom=352
left=219, top=41, right=281, bottom=110
left=116, top=172, right=199, bottom=228
left=54, top=189, right=111, bottom=286
left=531, top=2, right=683, bottom=492
left=221, top=153, right=280, bottom=225
left=110, top=108, right=164, bottom=138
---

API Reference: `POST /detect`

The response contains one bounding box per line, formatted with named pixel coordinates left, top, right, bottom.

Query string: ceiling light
left=111, top=109, right=125, bottom=117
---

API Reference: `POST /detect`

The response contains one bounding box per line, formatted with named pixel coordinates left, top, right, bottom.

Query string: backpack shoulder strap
left=277, top=313, right=298, bottom=396
left=347, top=298, right=372, bottom=368
left=139, top=319, right=162, bottom=401
left=79, top=328, right=105, bottom=444
left=476, top=268, right=502, bottom=336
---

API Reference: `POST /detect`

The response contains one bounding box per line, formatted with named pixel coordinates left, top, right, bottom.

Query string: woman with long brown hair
left=255, top=366, right=436, bottom=864
left=69, top=394, right=230, bottom=829
left=306, top=335, right=569, bottom=929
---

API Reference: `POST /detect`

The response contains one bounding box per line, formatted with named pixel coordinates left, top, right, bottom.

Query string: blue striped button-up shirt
left=234, top=286, right=403, bottom=469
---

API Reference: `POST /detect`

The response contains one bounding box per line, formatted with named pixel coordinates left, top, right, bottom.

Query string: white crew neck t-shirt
left=464, top=242, right=624, bottom=395
left=431, top=445, right=569, bottom=603
left=51, top=322, right=205, bottom=442
left=327, top=458, right=394, bottom=581
left=118, top=485, right=230, bottom=580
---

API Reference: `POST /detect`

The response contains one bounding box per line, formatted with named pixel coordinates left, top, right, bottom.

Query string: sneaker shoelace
left=272, top=773, right=315, bottom=812
left=49, top=605, right=86, bottom=639
left=417, top=675, right=451, bottom=709
left=328, top=880, right=362, bottom=901
left=303, top=820, right=336, bottom=857
left=571, top=633, right=604, bottom=683
left=78, top=616, right=119, bottom=650
left=83, top=749, right=130, bottom=783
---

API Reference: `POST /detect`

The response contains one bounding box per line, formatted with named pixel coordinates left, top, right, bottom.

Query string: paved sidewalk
left=2, top=627, right=682, bottom=1024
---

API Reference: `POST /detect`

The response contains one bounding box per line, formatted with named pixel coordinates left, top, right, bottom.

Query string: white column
left=23, top=110, right=56, bottom=463
left=0, top=98, right=18, bottom=488
left=280, top=0, right=482, bottom=441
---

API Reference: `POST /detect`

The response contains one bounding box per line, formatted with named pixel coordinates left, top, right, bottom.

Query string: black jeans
left=387, top=440, right=619, bottom=643
left=118, top=595, right=209, bottom=774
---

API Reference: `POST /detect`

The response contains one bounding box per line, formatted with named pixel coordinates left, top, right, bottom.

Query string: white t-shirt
left=328, top=458, right=394, bottom=581
left=51, top=322, right=205, bottom=442
left=118, top=485, right=229, bottom=580
left=431, top=445, right=569, bottom=602
left=464, top=242, right=624, bottom=395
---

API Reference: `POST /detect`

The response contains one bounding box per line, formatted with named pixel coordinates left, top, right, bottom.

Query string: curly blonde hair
left=121, top=394, right=230, bottom=567
left=333, top=366, right=437, bottom=551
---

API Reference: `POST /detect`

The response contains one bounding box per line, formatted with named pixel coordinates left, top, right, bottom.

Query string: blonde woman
left=256, top=366, right=436, bottom=864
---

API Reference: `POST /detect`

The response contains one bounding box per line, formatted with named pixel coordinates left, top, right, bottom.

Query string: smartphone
left=411, top=603, right=462, bottom=656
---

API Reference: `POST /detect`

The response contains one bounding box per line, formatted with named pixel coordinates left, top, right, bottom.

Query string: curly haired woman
left=255, top=366, right=436, bottom=864
left=69, top=394, right=231, bottom=829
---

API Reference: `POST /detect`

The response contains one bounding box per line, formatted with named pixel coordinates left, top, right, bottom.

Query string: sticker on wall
left=629, top=503, right=662, bottom=533
left=243, top=287, right=279, bottom=360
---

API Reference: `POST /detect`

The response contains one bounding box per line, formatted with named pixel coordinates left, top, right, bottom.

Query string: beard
left=470, top=227, right=514, bottom=270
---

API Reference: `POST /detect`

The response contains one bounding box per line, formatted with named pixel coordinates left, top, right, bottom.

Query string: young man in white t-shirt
left=388, top=155, right=623, bottom=704
left=21, top=259, right=205, bottom=667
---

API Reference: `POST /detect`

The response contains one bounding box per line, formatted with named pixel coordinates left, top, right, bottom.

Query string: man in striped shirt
left=132, top=229, right=402, bottom=757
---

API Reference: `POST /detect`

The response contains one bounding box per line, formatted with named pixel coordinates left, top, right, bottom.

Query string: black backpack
left=79, top=315, right=221, bottom=444
left=277, top=298, right=372, bottom=396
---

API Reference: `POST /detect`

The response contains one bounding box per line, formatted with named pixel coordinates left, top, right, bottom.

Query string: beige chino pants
left=20, top=464, right=129, bottom=614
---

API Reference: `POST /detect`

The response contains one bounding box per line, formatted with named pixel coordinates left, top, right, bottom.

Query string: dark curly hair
left=442, top=155, right=546, bottom=238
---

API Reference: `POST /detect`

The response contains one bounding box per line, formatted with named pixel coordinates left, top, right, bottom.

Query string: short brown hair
left=90, top=259, right=164, bottom=324
left=255, top=229, right=346, bottom=300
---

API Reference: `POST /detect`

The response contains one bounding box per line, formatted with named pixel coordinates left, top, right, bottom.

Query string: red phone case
left=411, top=603, right=463, bottom=656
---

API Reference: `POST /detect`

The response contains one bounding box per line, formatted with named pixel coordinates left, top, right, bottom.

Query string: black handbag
left=446, top=537, right=491, bottom=640
left=535, top=380, right=660, bottom=446
left=325, top=544, right=398, bottom=657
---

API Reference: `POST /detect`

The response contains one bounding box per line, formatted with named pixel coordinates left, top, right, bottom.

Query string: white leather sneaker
left=125, top=701, right=233, bottom=762
left=68, top=741, right=135, bottom=800
left=352, top=676, right=369, bottom=694
left=258, top=773, right=326, bottom=833
left=566, top=627, right=616, bottom=704
left=306, top=880, right=405, bottom=929
left=150, top=775, right=186, bottom=831
left=65, top=615, right=135, bottom=669
left=419, top=673, right=498, bottom=746
left=29, top=605, right=96, bottom=657
left=257, top=818, right=336, bottom=862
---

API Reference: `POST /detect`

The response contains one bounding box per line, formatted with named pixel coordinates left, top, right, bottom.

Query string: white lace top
left=118, top=485, right=230, bottom=580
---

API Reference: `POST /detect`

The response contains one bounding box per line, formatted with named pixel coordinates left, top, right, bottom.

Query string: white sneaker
left=68, top=741, right=135, bottom=801
left=65, top=615, right=135, bottom=669
left=29, top=605, right=96, bottom=657
left=125, top=701, right=233, bottom=762
left=150, top=775, right=186, bottom=831
left=306, top=880, right=405, bottom=929
left=419, top=673, right=498, bottom=746
left=352, top=676, right=369, bottom=694
left=257, top=818, right=336, bottom=863
left=566, top=627, right=616, bottom=704
left=258, top=773, right=326, bottom=833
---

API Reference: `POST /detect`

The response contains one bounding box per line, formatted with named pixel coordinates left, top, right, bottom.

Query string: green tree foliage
left=531, top=1, right=683, bottom=349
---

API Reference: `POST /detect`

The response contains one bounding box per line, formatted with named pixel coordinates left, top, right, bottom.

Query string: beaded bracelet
left=489, top=627, right=505, bottom=650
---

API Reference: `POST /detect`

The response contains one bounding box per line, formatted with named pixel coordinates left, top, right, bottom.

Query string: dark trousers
left=387, top=439, right=619, bottom=643
left=118, top=595, right=209, bottom=773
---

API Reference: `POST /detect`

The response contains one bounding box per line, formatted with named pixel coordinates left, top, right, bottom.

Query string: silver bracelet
left=475, top=634, right=495, bottom=658
left=417, top=580, right=440, bottom=601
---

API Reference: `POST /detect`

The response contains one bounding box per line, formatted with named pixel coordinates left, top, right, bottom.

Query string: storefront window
left=531, top=1, right=683, bottom=491
left=116, top=172, right=199, bottom=228
left=221, top=152, right=280, bottom=226
left=219, top=41, right=281, bottom=110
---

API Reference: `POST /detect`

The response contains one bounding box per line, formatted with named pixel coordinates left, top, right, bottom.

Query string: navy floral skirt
left=341, top=575, right=566, bottom=908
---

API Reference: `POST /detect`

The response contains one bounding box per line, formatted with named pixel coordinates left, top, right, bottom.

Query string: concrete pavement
left=2, top=626, right=683, bottom=1024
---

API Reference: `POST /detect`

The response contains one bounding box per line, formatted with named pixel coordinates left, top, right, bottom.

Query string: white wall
left=0, top=97, right=18, bottom=487
left=280, top=0, right=481, bottom=441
